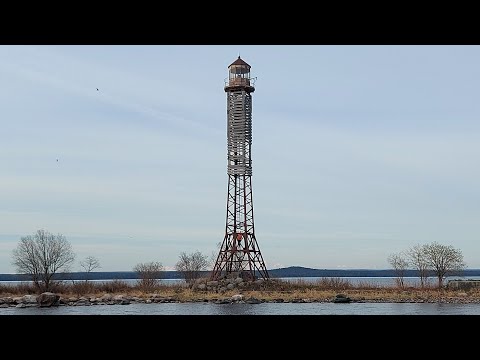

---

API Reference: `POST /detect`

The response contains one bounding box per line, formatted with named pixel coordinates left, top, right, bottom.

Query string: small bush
left=315, top=277, right=352, bottom=290
left=97, top=279, right=131, bottom=293
left=70, top=281, right=97, bottom=296
left=134, top=262, right=164, bottom=290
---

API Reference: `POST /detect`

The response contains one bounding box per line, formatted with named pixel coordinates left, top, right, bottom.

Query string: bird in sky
left=96, top=88, right=99, bottom=91
left=56, top=159, right=59, bottom=162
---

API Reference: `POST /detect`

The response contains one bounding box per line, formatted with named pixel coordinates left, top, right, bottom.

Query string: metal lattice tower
left=210, top=56, right=269, bottom=281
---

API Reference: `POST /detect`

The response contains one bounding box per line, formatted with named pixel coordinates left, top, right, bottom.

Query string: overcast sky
left=1, top=45, right=479, bottom=273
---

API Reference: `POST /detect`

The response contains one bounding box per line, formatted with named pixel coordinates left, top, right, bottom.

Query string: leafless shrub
left=388, top=252, right=409, bottom=289
left=315, top=277, right=353, bottom=290
left=134, top=262, right=164, bottom=290
left=175, top=251, right=209, bottom=284
left=97, top=279, right=131, bottom=293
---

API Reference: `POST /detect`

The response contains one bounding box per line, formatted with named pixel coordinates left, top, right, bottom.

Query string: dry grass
left=1, top=278, right=480, bottom=303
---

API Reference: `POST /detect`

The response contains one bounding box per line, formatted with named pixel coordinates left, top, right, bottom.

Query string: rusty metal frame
left=211, top=174, right=269, bottom=281
left=211, top=58, right=269, bottom=281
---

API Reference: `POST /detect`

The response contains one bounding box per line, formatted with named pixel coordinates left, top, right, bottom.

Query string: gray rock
left=74, top=300, right=83, bottom=306
left=207, top=281, right=219, bottom=287
left=246, top=297, right=262, bottom=304
left=12, top=297, right=23, bottom=304
left=37, top=292, right=60, bottom=307
left=74, top=301, right=89, bottom=306
left=198, top=284, right=206, bottom=290
left=226, top=283, right=235, bottom=290
left=22, top=295, right=38, bottom=304
left=101, top=294, right=113, bottom=301
left=333, top=294, right=351, bottom=303
left=16, top=303, right=26, bottom=308
left=0, top=304, right=9, bottom=308
left=231, top=294, right=243, bottom=301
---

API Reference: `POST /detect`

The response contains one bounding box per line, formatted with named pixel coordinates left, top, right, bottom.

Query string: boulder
left=231, top=294, right=243, bottom=302
left=37, top=292, right=60, bottom=307
left=215, top=298, right=231, bottom=304
left=226, top=283, right=235, bottom=290
left=101, top=294, right=113, bottom=301
left=22, top=295, right=38, bottom=304
left=332, top=294, right=352, bottom=303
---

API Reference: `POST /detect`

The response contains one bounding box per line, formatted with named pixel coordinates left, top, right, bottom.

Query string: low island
left=2, top=275, right=480, bottom=308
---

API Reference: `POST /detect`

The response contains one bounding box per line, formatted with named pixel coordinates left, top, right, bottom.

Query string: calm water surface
left=2, top=302, right=480, bottom=315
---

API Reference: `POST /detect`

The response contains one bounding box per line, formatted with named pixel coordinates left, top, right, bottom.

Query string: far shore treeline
left=2, top=266, right=480, bottom=282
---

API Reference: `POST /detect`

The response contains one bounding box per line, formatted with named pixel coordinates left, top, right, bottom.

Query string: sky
left=0, top=45, right=479, bottom=273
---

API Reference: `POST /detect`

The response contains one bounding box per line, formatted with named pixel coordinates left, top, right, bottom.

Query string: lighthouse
left=210, top=56, right=269, bottom=281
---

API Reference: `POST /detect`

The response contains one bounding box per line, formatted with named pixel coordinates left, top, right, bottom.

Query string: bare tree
left=406, top=244, right=430, bottom=288
left=133, top=261, right=163, bottom=290
left=388, top=252, right=409, bottom=289
left=423, top=242, right=466, bottom=288
left=12, top=229, right=75, bottom=292
left=79, top=256, right=101, bottom=282
left=175, top=250, right=209, bottom=284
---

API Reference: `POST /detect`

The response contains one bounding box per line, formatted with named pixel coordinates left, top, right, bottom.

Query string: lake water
left=2, top=302, right=480, bottom=315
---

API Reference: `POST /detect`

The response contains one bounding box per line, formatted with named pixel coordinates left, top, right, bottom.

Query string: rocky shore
left=2, top=276, right=480, bottom=308
left=2, top=291, right=480, bottom=308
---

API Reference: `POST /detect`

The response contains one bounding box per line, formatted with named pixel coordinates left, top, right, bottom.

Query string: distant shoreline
left=1, top=266, right=479, bottom=281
